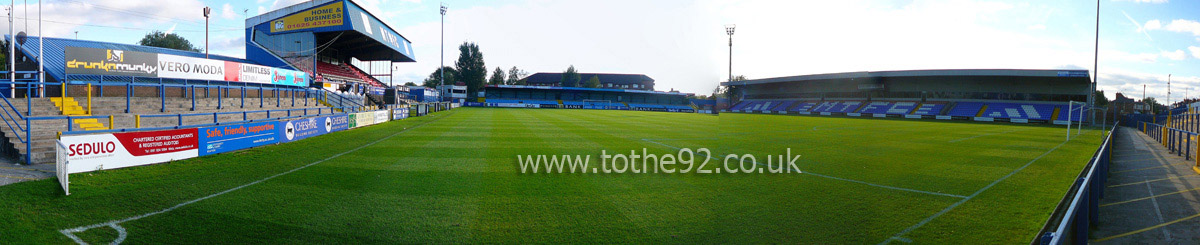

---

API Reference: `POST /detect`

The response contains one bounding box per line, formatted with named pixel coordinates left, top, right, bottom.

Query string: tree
left=422, top=66, right=457, bottom=87
left=1093, top=90, right=1109, bottom=107
left=561, top=65, right=581, bottom=87
left=582, top=75, right=601, bottom=88
left=139, top=31, right=201, bottom=52
left=403, top=82, right=417, bottom=86
left=455, top=42, right=487, bottom=98
left=489, top=67, right=506, bottom=85
left=506, top=66, right=528, bottom=85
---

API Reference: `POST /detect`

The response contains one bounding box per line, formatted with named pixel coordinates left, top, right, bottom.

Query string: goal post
left=1066, top=101, right=1087, bottom=140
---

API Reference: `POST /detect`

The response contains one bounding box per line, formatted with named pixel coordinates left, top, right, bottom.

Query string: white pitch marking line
left=948, top=128, right=1029, bottom=143
left=879, top=140, right=1069, bottom=245
left=59, top=113, right=453, bottom=245
left=640, top=139, right=964, bottom=198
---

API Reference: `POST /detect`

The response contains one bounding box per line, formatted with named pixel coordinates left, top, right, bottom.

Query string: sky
left=0, top=0, right=1198, bottom=99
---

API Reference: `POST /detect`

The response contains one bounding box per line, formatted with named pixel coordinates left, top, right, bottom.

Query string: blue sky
left=1, top=0, right=1199, bottom=98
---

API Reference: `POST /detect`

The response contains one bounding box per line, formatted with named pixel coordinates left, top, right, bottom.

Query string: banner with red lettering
left=60, top=129, right=199, bottom=173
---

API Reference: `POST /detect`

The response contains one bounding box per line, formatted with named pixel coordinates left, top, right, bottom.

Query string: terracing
left=0, top=90, right=357, bottom=164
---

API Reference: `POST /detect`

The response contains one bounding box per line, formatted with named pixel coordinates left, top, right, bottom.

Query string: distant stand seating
left=317, top=61, right=387, bottom=88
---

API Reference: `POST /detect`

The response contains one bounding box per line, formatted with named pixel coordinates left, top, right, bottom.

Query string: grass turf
left=0, top=107, right=1101, bottom=243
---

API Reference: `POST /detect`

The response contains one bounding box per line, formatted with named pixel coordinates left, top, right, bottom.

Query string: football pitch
left=0, top=107, right=1101, bottom=243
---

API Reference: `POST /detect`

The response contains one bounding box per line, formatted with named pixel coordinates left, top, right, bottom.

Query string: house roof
left=523, top=73, right=654, bottom=85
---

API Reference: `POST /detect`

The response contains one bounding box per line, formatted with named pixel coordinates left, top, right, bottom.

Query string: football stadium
left=0, top=0, right=1197, bottom=244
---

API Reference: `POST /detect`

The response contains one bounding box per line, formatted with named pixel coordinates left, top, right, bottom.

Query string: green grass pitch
left=0, top=107, right=1101, bottom=243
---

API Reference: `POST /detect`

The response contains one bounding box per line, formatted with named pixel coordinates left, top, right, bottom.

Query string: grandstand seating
left=731, top=100, right=775, bottom=111
left=628, top=103, right=694, bottom=111
left=341, top=63, right=388, bottom=88
left=857, top=101, right=893, bottom=114
left=768, top=101, right=794, bottom=111
left=911, top=102, right=946, bottom=115
left=487, top=99, right=558, bottom=105
left=811, top=101, right=862, bottom=113
left=789, top=102, right=817, bottom=112
left=947, top=102, right=985, bottom=117
left=980, top=103, right=1057, bottom=120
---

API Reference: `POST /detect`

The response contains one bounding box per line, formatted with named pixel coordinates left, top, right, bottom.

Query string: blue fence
left=1036, top=122, right=1117, bottom=245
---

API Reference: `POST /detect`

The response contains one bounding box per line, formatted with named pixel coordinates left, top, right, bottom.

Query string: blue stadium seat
left=858, top=101, right=895, bottom=114
left=886, top=102, right=918, bottom=114
left=981, top=103, right=1057, bottom=120
left=948, top=102, right=985, bottom=117
left=911, top=102, right=946, bottom=115
left=789, top=102, right=817, bottom=112
left=768, top=101, right=794, bottom=111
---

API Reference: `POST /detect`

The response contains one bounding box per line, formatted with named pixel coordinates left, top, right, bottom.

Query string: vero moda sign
left=60, top=129, right=199, bottom=174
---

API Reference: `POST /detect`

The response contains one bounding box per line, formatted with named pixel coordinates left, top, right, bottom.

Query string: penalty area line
left=879, top=139, right=1069, bottom=245
left=59, top=112, right=454, bottom=245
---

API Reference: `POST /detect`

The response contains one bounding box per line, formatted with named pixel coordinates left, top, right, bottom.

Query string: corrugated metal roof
left=722, top=69, right=1092, bottom=86
left=6, top=35, right=254, bottom=83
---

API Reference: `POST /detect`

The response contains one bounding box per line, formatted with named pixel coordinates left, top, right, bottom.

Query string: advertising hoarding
left=198, top=121, right=280, bottom=156
left=60, top=129, right=199, bottom=173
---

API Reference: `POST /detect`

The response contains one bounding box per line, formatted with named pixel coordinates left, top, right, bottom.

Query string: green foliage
left=138, top=31, right=201, bottom=52
left=1093, top=90, right=1108, bottom=107
left=561, top=65, right=580, bottom=87
left=455, top=42, right=487, bottom=98
left=506, top=66, right=527, bottom=85
left=582, top=75, right=600, bottom=88
left=489, top=67, right=506, bottom=85
left=403, top=82, right=417, bottom=86
left=423, top=66, right=457, bottom=87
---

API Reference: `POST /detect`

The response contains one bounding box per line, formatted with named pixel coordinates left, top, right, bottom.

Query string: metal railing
left=1035, top=122, right=1117, bottom=245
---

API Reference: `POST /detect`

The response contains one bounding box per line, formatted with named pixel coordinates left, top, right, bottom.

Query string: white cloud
left=1145, top=19, right=1162, bottom=30
left=1163, top=19, right=1200, bottom=36
left=1190, top=46, right=1200, bottom=59
left=0, top=0, right=208, bottom=38
left=1103, top=50, right=1158, bottom=63
left=1162, top=49, right=1186, bottom=60
left=1027, top=24, right=1045, bottom=30
left=221, top=3, right=238, bottom=20
left=1122, top=11, right=1152, bottom=41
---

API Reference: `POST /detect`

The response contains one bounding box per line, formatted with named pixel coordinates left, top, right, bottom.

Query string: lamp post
left=203, top=6, right=211, bottom=58
left=440, top=4, right=447, bottom=94
left=725, top=24, right=735, bottom=83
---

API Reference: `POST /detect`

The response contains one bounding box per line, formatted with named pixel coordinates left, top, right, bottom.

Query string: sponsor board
left=158, top=54, right=225, bottom=81
left=936, top=115, right=952, bottom=120
left=65, top=47, right=158, bottom=77
left=463, top=102, right=484, bottom=107
left=392, top=108, right=409, bottom=120
left=279, top=115, right=347, bottom=143
left=198, top=121, right=279, bottom=156
left=873, top=114, right=886, bottom=118
left=904, top=115, right=923, bottom=119
left=61, top=129, right=199, bottom=173
left=1011, top=119, right=1029, bottom=123
left=777, top=111, right=787, bottom=114
left=799, top=112, right=812, bottom=115
left=820, top=112, right=832, bottom=116
left=271, top=1, right=345, bottom=33
left=973, top=117, right=994, bottom=122
left=348, top=113, right=357, bottom=128
left=374, top=110, right=389, bottom=124
left=1053, top=120, right=1070, bottom=125
left=847, top=113, right=861, bottom=116
left=353, top=111, right=376, bottom=128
